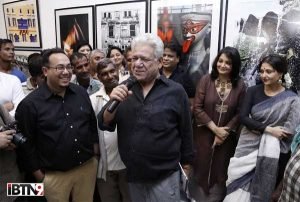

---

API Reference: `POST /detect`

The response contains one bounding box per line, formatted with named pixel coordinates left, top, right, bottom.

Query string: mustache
left=76, top=72, right=90, bottom=78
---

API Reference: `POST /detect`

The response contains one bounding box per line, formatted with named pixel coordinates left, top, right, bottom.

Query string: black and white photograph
left=224, top=0, right=300, bottom=91
left=96, top=1, right=147, bottom=52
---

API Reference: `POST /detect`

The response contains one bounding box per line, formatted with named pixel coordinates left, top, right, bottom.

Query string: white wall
left=0, top=0, right=220, bottom=65
left=0, top=0, right=141, bottom=49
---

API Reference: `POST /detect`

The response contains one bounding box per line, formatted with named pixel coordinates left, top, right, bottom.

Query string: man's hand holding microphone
left=103, top=76, right=137, bottom=124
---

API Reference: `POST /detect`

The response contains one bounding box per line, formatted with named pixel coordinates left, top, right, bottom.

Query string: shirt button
left=74, top=139, right=77, bottom=142
left=66, top=113, right=69, bottom=116
left=79, top=162, right=82, bottom=164
left=70, top=125, right=73, bottom=128
left=77, top=150, right=80, bottom=154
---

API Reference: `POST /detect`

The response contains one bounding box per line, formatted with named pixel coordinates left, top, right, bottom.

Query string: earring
left=278, top=78, right=282, bottom=84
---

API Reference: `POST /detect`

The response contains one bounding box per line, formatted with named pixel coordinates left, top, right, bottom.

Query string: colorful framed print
left=55, top=6, right=94, bottom=57
left=3, top=0, right=42, bottom=48
left=150, top=0, right=223, bottom=86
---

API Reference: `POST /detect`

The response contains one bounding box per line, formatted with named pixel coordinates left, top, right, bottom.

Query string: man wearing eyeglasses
left=15, top=48, right=99, bottom=202
left=70, top=52, right=102, bottom=95
left=98, top=34, right=194, bottom=202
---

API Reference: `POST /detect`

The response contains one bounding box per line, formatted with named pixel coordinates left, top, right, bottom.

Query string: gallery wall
left=0, top=0, right=141, bottom=49
left=2, top=0, right=299, bottom=91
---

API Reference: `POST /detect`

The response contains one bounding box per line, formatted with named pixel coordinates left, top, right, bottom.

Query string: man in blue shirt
left=0, top=39, right=27, bottom=82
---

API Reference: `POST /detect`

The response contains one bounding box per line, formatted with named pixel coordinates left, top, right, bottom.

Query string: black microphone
left=107, top=76, right=137, bottom=113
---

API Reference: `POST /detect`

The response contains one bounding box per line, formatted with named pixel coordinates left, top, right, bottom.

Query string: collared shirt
left=22, top=77, right=36, bottom=95
left=98, top=76, right=194, bottom=182
left=279, top=145, right=300, bottom=202
left=71, top=75, right=102, bottom=95
left=160, top=66, right=195, bottom=98
left=90, top=87, right=126, bottom=171
left=15, top=83, right=98, bottom=172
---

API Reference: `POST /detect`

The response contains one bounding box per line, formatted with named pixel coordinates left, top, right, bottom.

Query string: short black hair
left=211, top=46, right=241, bottom=87
left=27, top=53, right=40, bottom=64
left=164, top=42, right=181, bottom=58
left=0, top=38, right=13, bottom=50
left=96, top=58, right=114, bottom=73
left=69, top=52, right=88, bottom=66
left=41, top=48, right=66, bottom=67
left=75, top=41, right=92, bottom=52
left=28, top=53, right=43, bottom=77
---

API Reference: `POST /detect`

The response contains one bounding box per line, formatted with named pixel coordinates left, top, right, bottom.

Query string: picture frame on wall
left=150, top=0, right=223, bottom=87
left=2, top=0, right=42, bottom=48
left=95, top=0, right=147, bottom=52
left=55, top=6, right=94, bottom=57
left=223, top=0, right=300, bottom=90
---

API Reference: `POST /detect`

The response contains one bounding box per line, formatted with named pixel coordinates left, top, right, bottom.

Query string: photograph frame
left=223, top=0, right=300, bottom=89
left=150, top=0, right=223, bottom=86
left=95, top=0, right=148, bottom=52
left=2, top=0, right=42, bottom=48
left=55, top=5, right=94, bottom=55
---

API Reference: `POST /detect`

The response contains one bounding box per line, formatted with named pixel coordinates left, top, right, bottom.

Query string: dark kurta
left=193, top=74, right=246, bottom=193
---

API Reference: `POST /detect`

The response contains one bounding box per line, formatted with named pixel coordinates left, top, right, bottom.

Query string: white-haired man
left=98, top=33, right=194, bottom=202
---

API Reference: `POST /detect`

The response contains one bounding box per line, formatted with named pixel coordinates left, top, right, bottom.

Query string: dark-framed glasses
left=48, top=64, right=74, bottom=72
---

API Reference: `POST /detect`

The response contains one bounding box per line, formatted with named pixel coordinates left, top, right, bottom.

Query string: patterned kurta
left=193, top=74, right=246, bottom=193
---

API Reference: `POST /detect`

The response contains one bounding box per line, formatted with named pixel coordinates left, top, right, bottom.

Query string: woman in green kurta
left=192, top=47, right=246, bottom=201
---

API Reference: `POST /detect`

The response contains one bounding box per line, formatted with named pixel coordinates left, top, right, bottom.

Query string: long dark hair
left=210, top=46, right=241, bottom=87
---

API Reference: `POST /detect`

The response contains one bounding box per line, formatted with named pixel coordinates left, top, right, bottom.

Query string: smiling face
left=216, top=53, right=232, bottom=77
left=43, top=53, right=72, bottom=93
left=162, top=48, right=179, bottom=71
left=110, top=49, right=124, bottom=67
left=259, top=62, right=283, bottom=86
left=98, top=63, right=119, bottom=90
left=131, top=44, right=160, bottom=85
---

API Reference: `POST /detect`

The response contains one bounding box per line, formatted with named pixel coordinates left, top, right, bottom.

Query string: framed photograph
left=223, top=0, right=300, bottom=90
left=96, top=0, right=147, bottom=52
left=55, top=6, right=94, bottom=56
left=2, top=0, right=42, bottom=48
left=151, top=0, right=223, bottom=86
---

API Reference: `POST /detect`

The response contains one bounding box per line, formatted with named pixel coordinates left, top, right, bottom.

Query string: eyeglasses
left=131, top=56, right=155, bottom=64
left=47, top=64, right=74, bottom=72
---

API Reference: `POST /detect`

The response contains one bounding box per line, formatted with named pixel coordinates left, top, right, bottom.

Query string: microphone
left=107, top=76, right=137, bottom=113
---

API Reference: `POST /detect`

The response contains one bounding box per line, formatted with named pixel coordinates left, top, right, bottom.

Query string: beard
left=76, top=72, right=90, bottom=88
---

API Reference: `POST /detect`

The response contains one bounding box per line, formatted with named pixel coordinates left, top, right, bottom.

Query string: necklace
left=216, top=79, right=232, bottom=99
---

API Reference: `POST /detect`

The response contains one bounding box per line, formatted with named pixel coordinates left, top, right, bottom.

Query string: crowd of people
left=0, top=33, right=300, bottom=202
